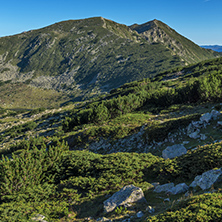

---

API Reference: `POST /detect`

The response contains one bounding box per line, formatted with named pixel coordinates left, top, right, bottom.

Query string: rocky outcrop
left=154, top=182, right=188, bottom=195
left=103, top=185, right=146, bottom=213
left=162, top=144, right=187, bottom=159
left=187, top=110, right=221, bottom=139
left=153, top=183, right=174, bottom=193
left=190, top=168, right=222, bottom=190
left=168, top=183, right=189, bottom=195
left=188, top=129, right=200, bottom=139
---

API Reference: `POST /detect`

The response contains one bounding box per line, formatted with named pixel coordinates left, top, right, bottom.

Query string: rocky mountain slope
left=130, top=19, right=218, bottom=64
left=1, top=56, right=222, bottom=221
left=0, top=17, right=220, bottom=108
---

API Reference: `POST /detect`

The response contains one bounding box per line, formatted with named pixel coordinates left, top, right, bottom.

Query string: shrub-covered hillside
left=1, top=56, right=222, bottom=221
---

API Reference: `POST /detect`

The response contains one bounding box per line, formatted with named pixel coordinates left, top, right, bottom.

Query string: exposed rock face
left=188, top=129, right=200, bottom=139
left=162, top=144, right=187, bottom=159
left=168, top=183, right=189, bottom=195
left=200, top=110, right=220, bottom=123
left=200, top=134, right=207, bottom=140
left=136, top=211, right=144, bottom=218
left=187, top=110, right=221, bottom=140
left=103, top=185, right=146, bottom=213
left=190, top=168, right=222, bottom=190
left=200, top=112, right=213, bottom=123
left=153, top=183, right=174, bottom=193
left=154, top=182, right=188, bottom=195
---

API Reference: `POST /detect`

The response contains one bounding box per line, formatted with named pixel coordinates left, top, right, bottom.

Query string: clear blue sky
left=1, top=0, right=222, bottom=45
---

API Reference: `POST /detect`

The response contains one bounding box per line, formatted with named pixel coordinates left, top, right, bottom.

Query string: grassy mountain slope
left=1, top=57, right=222, bottom=221
left=0, top=17, right=220, bottom=109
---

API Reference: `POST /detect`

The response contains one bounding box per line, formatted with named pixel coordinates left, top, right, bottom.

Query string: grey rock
left=183, top=141, right=190, bottom=145
left=211, top=110, right=220, bottom=119
left=200, top=112, right=212, bottom=123
left=217, top=121, right=222, bottom=126
left=192, top=121, right=202, bottom=128
left=188, top=129, right=200, bottom=139
left=200, top=134, right=207, bottom=140
left=187, top=123, right=194, bottom=134
left=96, top=217, right=111, bottom=222
left=154, top=183, right=174, bottom=193
left=162, top=144, right=187, bottom=159
left=31, top=214, right=47, bottom=222
left=190, top=168, right=222, bottom=190
left=146, top=206, right=155, bottom=214
left=136, top=211, right=144, bottom=218
left=168, top=183, right=189, bottom=195
left=189, top=175, right=201, bottom=188
left=103, top=185, right=146, bottom=213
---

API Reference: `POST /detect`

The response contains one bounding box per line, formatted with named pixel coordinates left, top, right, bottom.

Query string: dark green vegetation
left=0, top=17, right=220, bottom=108
left=63, top=57, right=222, bottom=139
left=2, top=138, right=222, bottom=221
left=147, top=193, right=222, bottom=221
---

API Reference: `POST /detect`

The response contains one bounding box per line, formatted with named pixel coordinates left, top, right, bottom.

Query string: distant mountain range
left=201, top=45, right=222, bottom=52
left=0, top=17, right=220, bottom=107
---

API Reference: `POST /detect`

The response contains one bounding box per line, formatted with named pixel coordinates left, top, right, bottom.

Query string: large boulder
left=199, top=110, right=220, bottom=124
left=103, top=185, right=146, bottom=213
left=162, top=144, right=187, bottom=159
left=190, top=168, right=222, bottom=190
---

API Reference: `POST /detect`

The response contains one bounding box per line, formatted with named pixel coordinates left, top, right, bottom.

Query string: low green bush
left=147, top=193, right=222, bottom=221
left=144, top=113, right=201, bottom=142
left=145, top=141, right=222, bottom=183
left=59, top=151, right=160, bottom=196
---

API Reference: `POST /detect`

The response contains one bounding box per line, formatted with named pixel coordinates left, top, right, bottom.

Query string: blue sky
left=0, top=0, right=222, bottom=45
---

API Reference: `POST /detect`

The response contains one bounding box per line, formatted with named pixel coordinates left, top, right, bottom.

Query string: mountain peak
left=129, top=19, right=169, bottom=34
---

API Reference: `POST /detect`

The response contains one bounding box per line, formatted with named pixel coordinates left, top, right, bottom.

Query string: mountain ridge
left=201, top=45, right=222, bottom=52
left=0, top=17, right=220, bottom=108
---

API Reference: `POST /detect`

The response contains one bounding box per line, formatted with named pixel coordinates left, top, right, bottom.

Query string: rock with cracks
left=168, top=183, right=189, bottom=195
left=190, top=168, right=222, bottom=190
left=162, top=144, right=187, bottom=159
left=103, top=184, right=146, bottom=213
left=153, top=183, right=174, bottom=193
